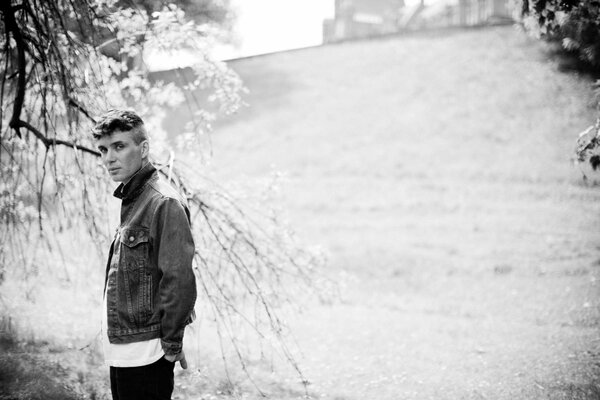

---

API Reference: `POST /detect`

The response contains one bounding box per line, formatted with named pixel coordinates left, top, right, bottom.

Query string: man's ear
left=141, top=140, right=149, bottom=160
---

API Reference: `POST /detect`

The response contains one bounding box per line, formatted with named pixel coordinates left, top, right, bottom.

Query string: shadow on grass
left=549, top=382, right=600, bottom=400
left=0, top=334, right=84, bottom=400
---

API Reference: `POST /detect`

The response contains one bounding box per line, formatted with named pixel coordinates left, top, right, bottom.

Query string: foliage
left=520, top=0, right=600, bottom=69
left=120, top=0, right=235, bottom=27
left=520, top=0, right=600, bottom=181
left=0, top=0, right=326, bottom=389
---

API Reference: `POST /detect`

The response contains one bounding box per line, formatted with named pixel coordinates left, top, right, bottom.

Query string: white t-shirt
left=102, top=291, right=164, bottom=367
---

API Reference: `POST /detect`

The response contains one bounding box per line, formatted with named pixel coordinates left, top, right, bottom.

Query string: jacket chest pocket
left=119, top=227, right=153, bottom=325
left=120, top=227, right=150, bottom=266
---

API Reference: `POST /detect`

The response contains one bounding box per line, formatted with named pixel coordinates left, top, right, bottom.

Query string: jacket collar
left=113, top=162, right=157, bottom=200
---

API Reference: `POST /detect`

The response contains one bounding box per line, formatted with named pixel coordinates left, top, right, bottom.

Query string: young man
left=93, top=109, right=197, bottom=400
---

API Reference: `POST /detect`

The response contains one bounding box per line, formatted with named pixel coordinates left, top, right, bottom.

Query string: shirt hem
left=105, top=351, right=164, bottom=368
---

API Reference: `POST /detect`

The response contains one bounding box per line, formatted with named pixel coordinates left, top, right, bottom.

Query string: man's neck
left=121, top=161, right=148, bottom=189
left=114, top=161, right=154, bottom=200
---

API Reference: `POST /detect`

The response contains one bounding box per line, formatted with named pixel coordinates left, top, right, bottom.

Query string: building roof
left=342, top=0, right=404, bottom=15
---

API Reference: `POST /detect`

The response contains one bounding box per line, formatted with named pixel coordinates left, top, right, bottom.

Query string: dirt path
left=179, top=26, right=600, bottom=399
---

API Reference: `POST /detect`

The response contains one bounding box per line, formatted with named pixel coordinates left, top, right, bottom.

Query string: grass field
left=174, top=25, right=600, bottom=399
left=2, top=24, right=600, bottom=400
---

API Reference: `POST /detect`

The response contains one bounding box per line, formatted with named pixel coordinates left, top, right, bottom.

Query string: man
left=93, top=109, right=197, bottom=400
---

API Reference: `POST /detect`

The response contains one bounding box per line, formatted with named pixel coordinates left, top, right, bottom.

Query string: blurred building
left=323, top=0, right=405, bottom=42
left=323, top=0, right=514, bottom=42
left=413, top=0, right=514, bottom=29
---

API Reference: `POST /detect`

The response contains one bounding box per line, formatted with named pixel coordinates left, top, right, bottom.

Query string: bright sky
left=147, top=1, right=334, bottom=68
left=214, top=0, right=335, bottom=59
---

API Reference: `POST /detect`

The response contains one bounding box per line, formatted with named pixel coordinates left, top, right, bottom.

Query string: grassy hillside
left=203, top=26, right=599, bottom=278
left=172, top=25, right=600, bottom=399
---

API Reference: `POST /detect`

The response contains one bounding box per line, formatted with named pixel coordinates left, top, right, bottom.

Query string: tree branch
left=1, top=1, right=27, bottom=137
left=15, top=119, right=100, bottom=157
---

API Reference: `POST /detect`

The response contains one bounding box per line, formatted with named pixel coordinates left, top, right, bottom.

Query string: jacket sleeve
left=153, top=196, right=197, bottom=356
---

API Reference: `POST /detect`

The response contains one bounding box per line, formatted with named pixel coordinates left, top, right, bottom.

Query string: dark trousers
left=110, top=357, right=175, bottom=400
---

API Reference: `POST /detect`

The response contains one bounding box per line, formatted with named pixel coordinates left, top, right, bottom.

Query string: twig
left=68, top=98, right=97, bottom=124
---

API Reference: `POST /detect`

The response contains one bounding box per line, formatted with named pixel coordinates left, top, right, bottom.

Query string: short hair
left=92, top=109, right=148, bottom=144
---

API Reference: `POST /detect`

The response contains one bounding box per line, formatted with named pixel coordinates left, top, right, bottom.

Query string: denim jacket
left=104, top=162, right=197, bottom=356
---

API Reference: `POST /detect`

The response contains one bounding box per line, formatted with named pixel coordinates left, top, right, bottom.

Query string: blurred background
left=1, top=0, right=600, bottom=399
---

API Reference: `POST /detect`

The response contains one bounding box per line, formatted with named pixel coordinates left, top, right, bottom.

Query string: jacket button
left=129, top=236, right=135, bottom=242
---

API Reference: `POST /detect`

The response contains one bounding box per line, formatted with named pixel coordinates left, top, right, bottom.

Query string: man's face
left=96, top=130, right=147, bottom=183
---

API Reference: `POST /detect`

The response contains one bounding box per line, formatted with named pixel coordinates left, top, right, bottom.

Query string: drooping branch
left=14, top=119, right=101, bottom=157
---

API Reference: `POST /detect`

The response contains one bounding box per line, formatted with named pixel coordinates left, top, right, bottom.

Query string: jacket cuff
left=161, top=339, right=182, bottom=356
